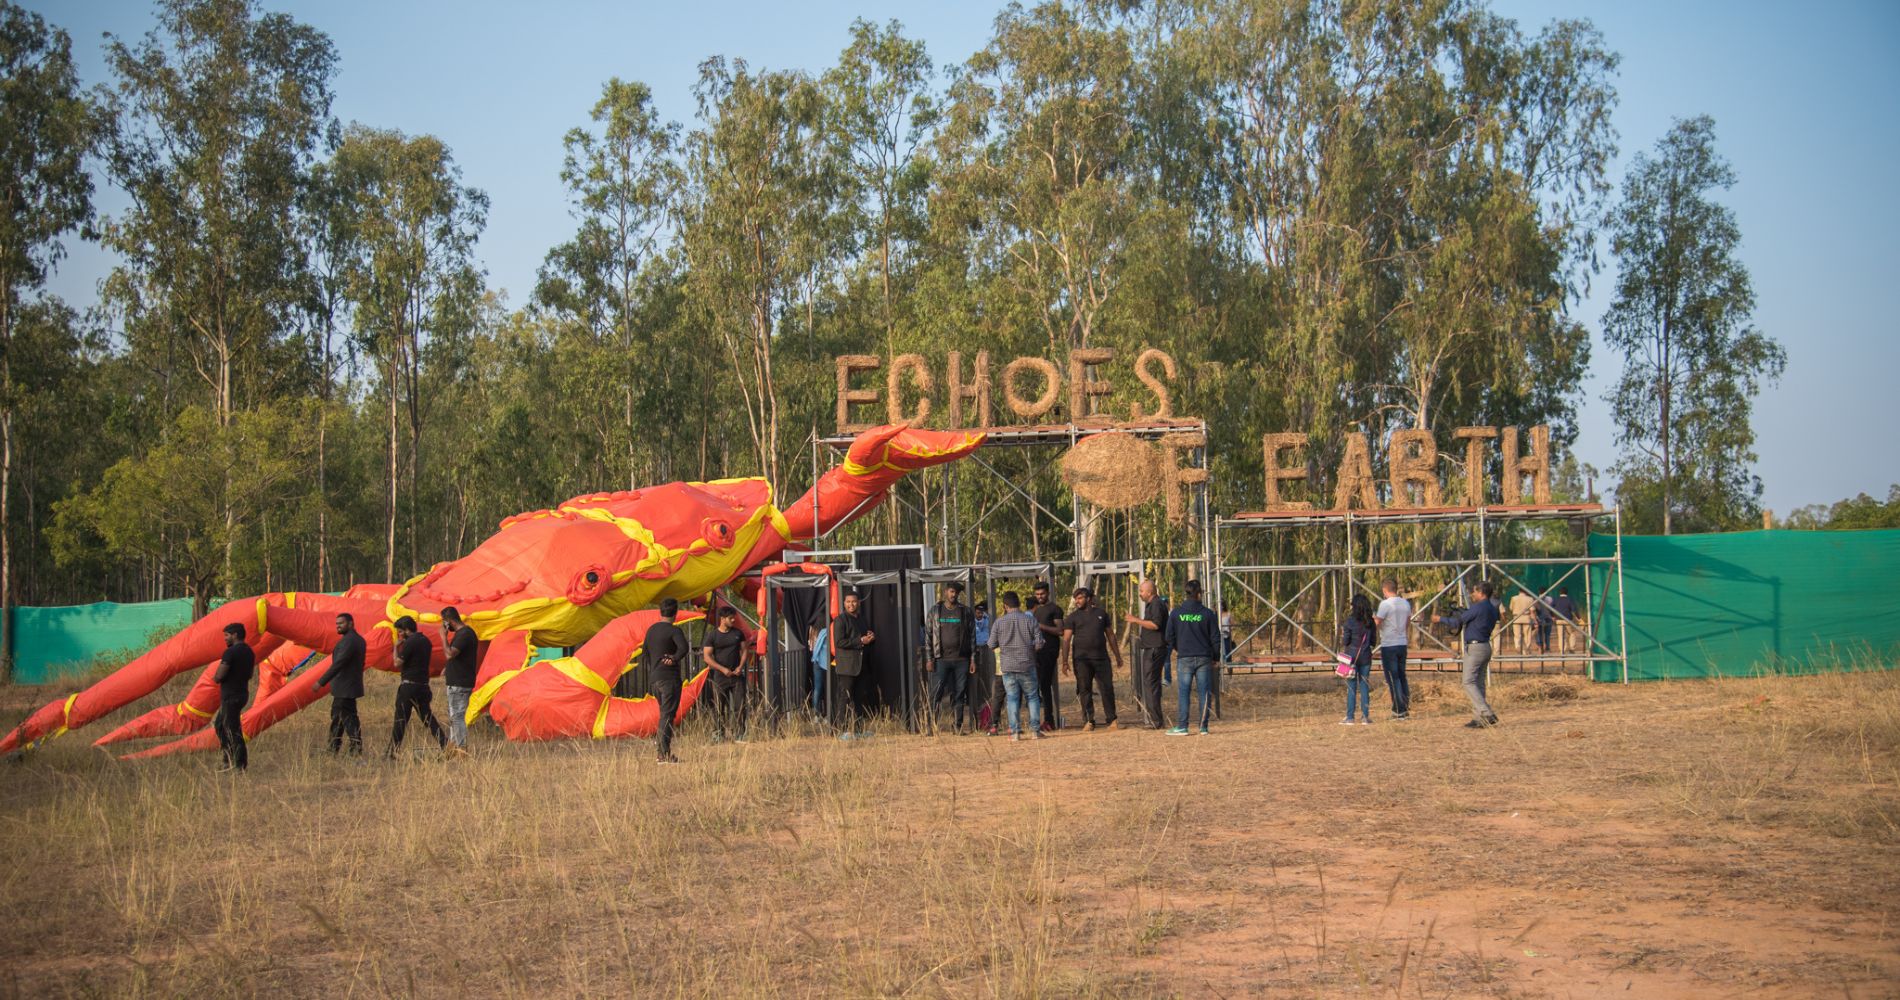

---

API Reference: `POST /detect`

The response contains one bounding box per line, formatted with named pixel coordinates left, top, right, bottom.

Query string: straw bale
left=1060, top=432, right=1163, bottom=510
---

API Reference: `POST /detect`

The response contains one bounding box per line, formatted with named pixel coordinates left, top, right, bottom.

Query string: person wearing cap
left=439, top=607, right=478, bottom=755
left=643, top=598, right=693, bottom=762
left=1062, top=586, right=1121, bottom=731
left=1165, top=580, right=1220, bottom=735
left=1029, top=582, right=1063, bottom=730
left=212, top=622, right=256, bottom=771
left=1123, top=578, right=1170, bottom=729
left=702, top=604, right=752, bottom=743
left=388, top=615, right=448, bottom=758
left=926, top=582, right=976, bottom=734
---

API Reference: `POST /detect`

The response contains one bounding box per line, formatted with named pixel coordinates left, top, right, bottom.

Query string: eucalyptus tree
left=0, top=2, right=96, bottom=665
left=327, top=124, right=487, bottom=578
left=97, top=0, right=336, bottom=596
left=535, top=78, right=681, bottom=486
left=1605, top=116, right=1782, bottom=534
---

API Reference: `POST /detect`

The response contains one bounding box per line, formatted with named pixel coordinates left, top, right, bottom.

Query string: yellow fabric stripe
left=48, top=693, right=80, bottom=739
left=285, top=592, right=297, bottom=609
left=550, top=658, right=612, bottom=696
left=177, top=701, right=214, bottom=720
left=592, top=697, right=611, bottom=740
left=255, top=598, right=269, bottom=638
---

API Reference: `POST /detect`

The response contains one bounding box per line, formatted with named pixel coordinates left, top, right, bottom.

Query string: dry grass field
left=1, top=666, right=1896, bottom=998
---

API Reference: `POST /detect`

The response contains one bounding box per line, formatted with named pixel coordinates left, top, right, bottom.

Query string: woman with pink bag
left=1338, top=594, right=1377, bottom=725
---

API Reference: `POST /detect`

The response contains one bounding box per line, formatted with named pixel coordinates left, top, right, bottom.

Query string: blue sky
left=25, top=0, right=1900, bottom=516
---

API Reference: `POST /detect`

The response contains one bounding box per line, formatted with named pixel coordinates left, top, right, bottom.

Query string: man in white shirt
left=1374, top=578, right=1412, bottom=720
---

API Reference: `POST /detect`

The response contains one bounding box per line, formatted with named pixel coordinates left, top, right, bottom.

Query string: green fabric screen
left=1589, top=529, right=1900, bottom=681
left=8, top=599, right=200, bottom=684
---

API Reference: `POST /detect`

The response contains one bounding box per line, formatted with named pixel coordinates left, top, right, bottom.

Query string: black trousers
left=1073, top=652, right=1117, bottom=725
left=652, top=670, right=682, bottom=757
left=214, top=695, right=248, bottom=770
left=1380, top=646, right=1411, bottom=716
left=390, top=681, right=447, bottom=753
left=1134, top=645, right=1168, bottom=728
left=1035, top=644, right=1060, bottom=728
left=709, top=676, right=747, bottom=738
left=969, top=648, right=996, bottom=725
left=327, top=696, right=363, bottom=754
left=930, top=657, right=970, bottom=728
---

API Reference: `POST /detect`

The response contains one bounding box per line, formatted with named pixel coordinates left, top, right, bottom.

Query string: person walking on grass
left=830, top=591, right=875, bottom=738
left=317, top=612, right=367, bottom=756
left=643, top=598, right=692, bottom=763
left=1164, top=580, right=1220, bottom=736
left=703, top=605, right=751, bottom=743
left=439, top=607, right=478, bottom=757
left=1439, top=581, right=1503, bottom=729
left=927, top=582, right=976, bottom=734
left=1062, top=587, right=1121, bottom=731
left=1339, top=594, right=1376, bottom=726
left=1375, top=579, right=1413, bottom=721
left=1030, top=582, right=1064, bottom=731
left=987, top=591, right=1046, bottom=741
left=212, top=623, right=255, bottom=772
left=1124, top=578, right=1169, bottom=729
left=388, top=616, right=448, bottom=759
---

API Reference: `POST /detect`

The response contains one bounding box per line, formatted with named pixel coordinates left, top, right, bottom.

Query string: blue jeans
left=1344, top=667, right=1370, bottom=720
left=1175, top=655, right=1213, bottom=729
left=1000, top=671, right=1042, bottom=735
left=446, top=686, right=472, bottom=748
left=1380, top=645, right=1410, bottom=716
left=811, top=661, right=828, bottom=713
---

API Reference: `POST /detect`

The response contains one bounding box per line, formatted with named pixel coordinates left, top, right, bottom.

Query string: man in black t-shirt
left=702, top=605, right=751, bottom=743
left=1062, top=587, right=1121, bottom=730
left=439, top=607, right=479, bottom=755
left=643, top=598, right=693, bottom=762
left=388, top=616, right=448, bottom=758
left=213, top=623, right=256, bottom=771
left=317, top=612, right=367, bottom=755
left=1123, top=578, right=1170, bottom=729
left=1030, top=583, right=1064, bottom=730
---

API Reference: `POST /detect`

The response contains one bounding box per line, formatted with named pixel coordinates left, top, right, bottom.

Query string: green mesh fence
left=7, top=599, right=202, bottom=684
left=1589, top=529, right=1900, bottom=681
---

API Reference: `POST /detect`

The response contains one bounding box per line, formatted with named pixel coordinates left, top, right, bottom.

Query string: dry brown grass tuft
left=0, top=666, right=1895, bottom=997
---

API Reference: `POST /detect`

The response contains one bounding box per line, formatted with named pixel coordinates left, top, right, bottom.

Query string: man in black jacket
left=829, top=590, right=875, bottom=737
left=213, top=623, right=256, bottom=772
left=388, top=615, right=447, bottom=758
left=1165, top=580, right=1221, bottom=735
left=642, top=598, right=693, bottom=763
left=317, top=612, right=367, bottom=755
left=926, top=583, right=975, bottom=734
left=1123, top=578, right=1170, bottom=729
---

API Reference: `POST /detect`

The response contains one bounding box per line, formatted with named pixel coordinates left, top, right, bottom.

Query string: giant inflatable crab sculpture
left=2, top=424, right=982, bottom=757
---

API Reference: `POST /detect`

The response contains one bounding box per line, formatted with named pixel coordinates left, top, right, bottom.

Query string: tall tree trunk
left=385, top=355, right=398, bottom=582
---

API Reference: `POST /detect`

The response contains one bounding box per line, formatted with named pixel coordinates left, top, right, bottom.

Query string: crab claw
left=779, top=424, right=985, bottom=539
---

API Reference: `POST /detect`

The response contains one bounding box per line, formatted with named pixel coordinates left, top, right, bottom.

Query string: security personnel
left=388, top=616, right=448, bottom=757
left=317, top=612, right=367, bottom=755
left=212, top=623, right=256, bottom=772
left=1123, top=578, right=1169, bottom=729
left=643, top=598, right=692, bottom=762
left=1062, top=587, right=1121, bottom=731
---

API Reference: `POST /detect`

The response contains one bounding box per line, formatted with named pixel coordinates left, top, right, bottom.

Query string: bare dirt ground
left=0, top=667, right=1895, bottom=998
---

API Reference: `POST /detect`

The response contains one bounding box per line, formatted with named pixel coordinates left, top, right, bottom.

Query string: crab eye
left=701, top=518, right=736, bottom=550
left=568, top=564, right=611, bottom=605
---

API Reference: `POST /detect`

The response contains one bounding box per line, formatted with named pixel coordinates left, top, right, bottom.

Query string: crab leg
left=94, top=639, right=313, bottom=746
left=777, top=424, right=984, bottom=540
left=473, top=610, right=710, bottom=741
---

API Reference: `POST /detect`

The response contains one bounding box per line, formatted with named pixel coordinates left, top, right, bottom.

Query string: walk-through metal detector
left=758, top=567, right=833, bottom=725
left=983, top=561, right=1060, bottom=728
left=836, top=568, right=912, bottom=731
left=909, top=565, right=978, bottom=734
